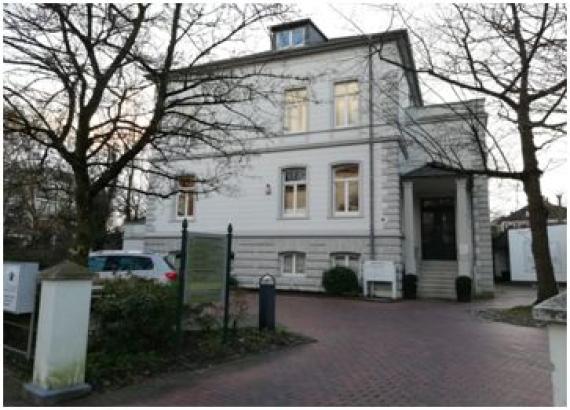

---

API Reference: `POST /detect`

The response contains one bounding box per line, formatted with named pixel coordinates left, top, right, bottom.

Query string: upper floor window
left=275, top=28, right=305, bottom=49
left=333, top=164, right=359, bottom=216
left=176, top=175, right=195, bottom=218
left=331, top=252, right=361, bottom=273
left=280, top=252, right=306, bottom=275
left=284, top=88, right=308, bottom=133
left=282, top=167, right=307, bottom=217
left=334, top=81, right=359, bottom=127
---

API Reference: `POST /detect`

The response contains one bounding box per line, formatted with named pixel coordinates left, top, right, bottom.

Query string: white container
left=3, top=262, right=39, bottom=314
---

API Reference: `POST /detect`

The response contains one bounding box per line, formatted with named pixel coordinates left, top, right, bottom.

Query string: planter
left=403, top=274, right=417, bottom=299
left=455, top=276, right=472, bottom=302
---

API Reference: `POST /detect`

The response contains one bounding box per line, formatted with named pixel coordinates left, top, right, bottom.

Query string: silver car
left=87, top=250, right=178, bottom=283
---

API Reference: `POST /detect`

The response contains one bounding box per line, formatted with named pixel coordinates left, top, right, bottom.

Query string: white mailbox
left=3, top=262, right=39, bottom=314
left=362, top=260, right=400, bottom=300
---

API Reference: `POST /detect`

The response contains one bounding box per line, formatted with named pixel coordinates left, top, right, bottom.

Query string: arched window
left=332, top=164, right=359, bottom=215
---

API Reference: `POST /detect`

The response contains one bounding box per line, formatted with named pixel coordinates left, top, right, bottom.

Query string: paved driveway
left=72, top=286, right=552, bottom=406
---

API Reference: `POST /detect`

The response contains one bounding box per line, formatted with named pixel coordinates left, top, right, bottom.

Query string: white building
left=133, top=19, right=494, bottom=299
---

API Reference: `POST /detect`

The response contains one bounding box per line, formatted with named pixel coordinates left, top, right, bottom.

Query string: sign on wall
left=185, top=233, right=227, bottom=304
left=509, top=224, right=567, bottom=282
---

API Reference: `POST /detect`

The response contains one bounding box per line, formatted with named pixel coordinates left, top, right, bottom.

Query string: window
left=331, top=253, right=361, bottom=273
left=333, top=164, right=359, bottom=215
left=275, top=28, right=305, bottom=49
left=282, top=167, right=307, bottom=217
left=334, top=81, right=359, bottom=127
left=88, top=256, right=154, bottom=272
left=280, top=252, right=306, bottom=275
left=284, top=88, right=308, bottom=133
left=176, top=175, right=195, bottom=218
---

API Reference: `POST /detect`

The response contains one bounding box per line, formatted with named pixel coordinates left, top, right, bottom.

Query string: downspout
left=469, top=176, right=477, bottom=294
left=368, top=45, right=376, bottom=260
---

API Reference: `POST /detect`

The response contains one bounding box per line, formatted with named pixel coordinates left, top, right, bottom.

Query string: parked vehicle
left=87, top=250, right=178, bottom=283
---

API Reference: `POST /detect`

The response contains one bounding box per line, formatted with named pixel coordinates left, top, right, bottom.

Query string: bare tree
left=4, top=4, right=292, bottom=264
left=338, top=3, right=565, bottom=302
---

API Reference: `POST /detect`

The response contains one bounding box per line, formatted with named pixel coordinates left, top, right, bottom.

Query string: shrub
left=455, top=276, right=472, bottom=302
left=227, top=275, right=239, bottom=288
left=322, top=266, right=359, bottom=295
left=403, top=274, right=418, bottom=299
left=91, top=278, right=178, bottom=353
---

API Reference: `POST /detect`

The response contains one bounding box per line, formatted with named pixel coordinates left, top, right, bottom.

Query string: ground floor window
left=330, top=252, right=360, bottom=273
left=280, top=252, right=306, bottom=275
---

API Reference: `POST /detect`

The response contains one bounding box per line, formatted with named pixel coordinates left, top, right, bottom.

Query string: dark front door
left=421, top=197, right=457, bottom=260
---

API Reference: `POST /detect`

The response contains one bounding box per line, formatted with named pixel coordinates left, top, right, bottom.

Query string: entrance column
left=403, top=181, right=417, bottom=275
left=456, top=177, right=473, bottom=278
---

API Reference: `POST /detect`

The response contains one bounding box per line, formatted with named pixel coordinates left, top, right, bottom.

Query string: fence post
left=222, top=223, right=233, bottom=343
left=176, top=218, right=188, bottom=353
left=23, top=261, right=93, bottom=405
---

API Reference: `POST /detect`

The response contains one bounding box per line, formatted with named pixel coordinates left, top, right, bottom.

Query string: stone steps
left=418, top=260, right=457, bottom=299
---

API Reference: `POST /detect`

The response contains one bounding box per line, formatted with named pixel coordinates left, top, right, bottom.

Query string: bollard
left=258, top=274, right=276, bottom=331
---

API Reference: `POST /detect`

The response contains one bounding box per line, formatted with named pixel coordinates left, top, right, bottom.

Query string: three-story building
left=129, top=19, right=494, bottom=299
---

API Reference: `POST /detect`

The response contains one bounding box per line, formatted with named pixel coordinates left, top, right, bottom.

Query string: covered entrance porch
left=402, top=165, right=474, bottom=299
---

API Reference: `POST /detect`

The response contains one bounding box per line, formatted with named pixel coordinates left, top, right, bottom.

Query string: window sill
left=329, top=213, right=364, bottom=219
left=279, top=215, right=309, bottom=220
left=281, top=272, right=305, bottom=277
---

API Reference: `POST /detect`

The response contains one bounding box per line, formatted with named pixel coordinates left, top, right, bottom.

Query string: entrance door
left=421, top=197, right=456, bottom=260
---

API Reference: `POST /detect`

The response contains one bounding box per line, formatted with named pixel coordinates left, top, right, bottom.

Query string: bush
left=403, top=274, right=418, bottom=299
left=322, top=266, right=359, bottom=295
left=91, top=278, right=178, bottom=353
left=455, top=276, right=472, bottom=302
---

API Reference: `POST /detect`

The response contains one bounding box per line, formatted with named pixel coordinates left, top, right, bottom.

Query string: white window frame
left=332, top=164, right=360, bottom=217
left=284, top=88, right=308, bottom=133
left=281, top=167, right=307, bottom=218
left=330, top=252, right=361, bottom=273
left=275, top=27, right=305, bottom=49
left=176, top=175, right=195, bottom=220
left=334, top=81, right=359, bottom=128
left=280, top=252, right=306, bottom=275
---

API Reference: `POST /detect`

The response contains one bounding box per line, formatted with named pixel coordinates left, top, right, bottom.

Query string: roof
left=169, top=28, right=423, bottom=106
left=496, top=200, right=567, bottom=223
left=401, top=163, right=464, bottom=179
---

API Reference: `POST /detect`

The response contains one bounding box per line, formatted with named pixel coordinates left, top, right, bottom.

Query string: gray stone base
left=23, top=382, right=91, bottom=405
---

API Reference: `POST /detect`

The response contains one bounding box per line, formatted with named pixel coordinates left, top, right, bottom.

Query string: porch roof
left=401, top=163, right=464, bottom=179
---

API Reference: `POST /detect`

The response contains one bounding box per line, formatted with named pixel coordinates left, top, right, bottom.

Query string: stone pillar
left=455, top=178, right=473, bottom=278
left=533, top=292, right=567, bottom=406
left=403, top=181, right=417, bottom=275
left=24, top=261, right=93, bottom=405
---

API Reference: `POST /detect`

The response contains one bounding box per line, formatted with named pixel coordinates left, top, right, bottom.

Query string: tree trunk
left=71, top=177, right=93, bottom=266
left=518, top=111, right=559, bottom=303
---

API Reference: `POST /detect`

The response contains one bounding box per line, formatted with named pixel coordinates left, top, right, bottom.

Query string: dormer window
left=276, top=27, right=305, bottom=49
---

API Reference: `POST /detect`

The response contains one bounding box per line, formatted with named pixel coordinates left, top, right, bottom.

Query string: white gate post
left=23, top=260, right=93, bottom=405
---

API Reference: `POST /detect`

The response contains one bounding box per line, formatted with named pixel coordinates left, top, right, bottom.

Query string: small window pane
left=348, top=181, right=359, bottom=211
left=335, top=181, right=345, bottom=212
left=284, top=185, right=294, bottom=210
left=284, top=168, right=306, bottom=182
left=335, top=165, right=358, bottom=179
left=348, top=94, right=359, bottom=125
left=283, top=254, right=293, bottom=273
left=296, top=253, right=305, bottom=273
left=292, top=28, right=304, bottom=46
left=276, top=31, right=290, bottom=48
left=335, top=97, right=346, bottom=127
left=297, top=184, right=307, bottom=209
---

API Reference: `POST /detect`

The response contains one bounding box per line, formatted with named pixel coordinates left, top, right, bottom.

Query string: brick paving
left=67, top=285, right=552, bottom=406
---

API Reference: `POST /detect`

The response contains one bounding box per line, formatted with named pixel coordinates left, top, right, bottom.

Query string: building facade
left=133, top=20, right=494, bottom=299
